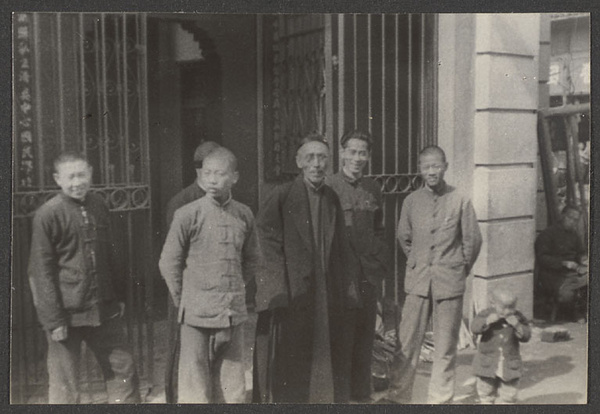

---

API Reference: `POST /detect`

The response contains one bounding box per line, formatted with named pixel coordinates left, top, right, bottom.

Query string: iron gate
left=12, top=12, right=154, bottom=403
left=262, top=14, right=438, bottom=302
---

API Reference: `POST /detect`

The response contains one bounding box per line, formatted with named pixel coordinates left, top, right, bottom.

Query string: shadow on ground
left=520, top=355, right=575, bottom=390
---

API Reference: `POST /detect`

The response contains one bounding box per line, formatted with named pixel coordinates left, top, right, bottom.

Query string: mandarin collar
left=424, top=180, right=447, bottom=196
left=341, top=168, right=362, bottom=185
left=60, top=192, right=87, bottom=206
left=206, top=192, right=232, bottom=207
left=304, top=177, right=325, bottom=194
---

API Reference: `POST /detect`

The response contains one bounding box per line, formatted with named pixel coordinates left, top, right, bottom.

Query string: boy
left=159, top=147, right=260, bottom=403
left=28, top=152, right=140, bottom=404
left=471, top=288, right=531, bottom=404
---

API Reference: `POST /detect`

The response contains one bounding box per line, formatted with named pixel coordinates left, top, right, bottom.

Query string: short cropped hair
left=53, top=152, right=90, bottom=173
left=419, top=145, right=447, bottom=163
left=203, top=147, right=238, bottom=172
left=491, top=287, right=517, bottom=306
left=297, top=132, right=329, bottom=153
left=194, top=141, right=221, bottom=169
left=340, top=130, right=373, bottom=151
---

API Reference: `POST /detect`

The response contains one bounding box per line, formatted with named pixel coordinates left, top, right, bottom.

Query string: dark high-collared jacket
left=327, top=171, right=390, bottom=289
left=28, top=193, right=124, bottom=331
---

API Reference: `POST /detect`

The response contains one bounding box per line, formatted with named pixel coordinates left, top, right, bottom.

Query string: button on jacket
left=471, top=308, right=531, bottom=381
left=28, top=193, right=124, bottom=331
left=159, top=195, right=260, bottom=328
left=397, top=182, right=482, bottom=299
left=327, top=172, right=390, bottom=287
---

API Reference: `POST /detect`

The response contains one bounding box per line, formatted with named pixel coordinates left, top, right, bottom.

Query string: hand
left=118, top=302, right=126, bottom=318
left=486, top=313, right=500, bottom=325
left=50, top=325, right=68, bottom=342
left=562, top=261, right=579, bottom=270
left=505, top=314, right=519, bottom=327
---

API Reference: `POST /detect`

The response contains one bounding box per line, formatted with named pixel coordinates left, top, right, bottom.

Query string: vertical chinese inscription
left=15, top=13, right=35, bottom=189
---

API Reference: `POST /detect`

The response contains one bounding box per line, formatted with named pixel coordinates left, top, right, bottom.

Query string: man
left=385, top=145, right=482, bottom=404
left=163, top=140, right=220, bottom=403
left=535, top=205, right=588, bottom=322
left=28, top=152, right=140, bottom=404
left=327, top=130, right=390, bottom=402
left=253, top=133, right=360, bottom=403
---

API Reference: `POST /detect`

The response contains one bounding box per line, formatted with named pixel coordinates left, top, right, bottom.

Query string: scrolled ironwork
left=13, top=185, right=151, bottom=218
left=368, top=173, right=423, bottom=195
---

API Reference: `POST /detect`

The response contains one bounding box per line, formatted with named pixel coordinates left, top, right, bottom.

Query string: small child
left=159, top=147, right=261, bottom=403
left=471, top=288, right=531, bottom=404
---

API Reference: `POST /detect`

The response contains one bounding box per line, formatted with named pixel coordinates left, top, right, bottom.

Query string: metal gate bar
left=335, top=13, right=437, bottom=302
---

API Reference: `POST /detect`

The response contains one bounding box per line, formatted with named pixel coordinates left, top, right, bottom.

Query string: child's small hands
left=486, top=313, right=501, bottom=325
left=505, top=314, right=519, bottom=327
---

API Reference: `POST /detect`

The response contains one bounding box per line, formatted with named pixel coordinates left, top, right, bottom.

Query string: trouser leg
left=213, top=324, right=246, bottom=403
left=427, top=296, right=463, bottom=404
left=475, top=376, right=497, bottom=404
left=387, top=294, right=431, bottom=403
left=165, top=296, right=180, bottom=403
left=46, top=328, right=83, bottom=404
left=351, top=282, right=377, bottom=400
left=496, top=378, right=519, bottom=404
left=178, top=324, right=211, bottom=403
left=84, top=317, right=141, bottom=403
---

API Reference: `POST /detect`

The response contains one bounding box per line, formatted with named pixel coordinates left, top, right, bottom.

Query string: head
left=194, top=141, right=221, bottom=179
left=200, top=147, right=239, bottom=202
left=419, top=146, right=447, bottom=190
left=340, top=130, right=372, bottom=176
left=296, top=133, right=330, bottom=185
left=560, top=205, right=581, bottom=232
left=53, top=152, right=93, bottom=201
left=491, top=288, right=518, bottom=318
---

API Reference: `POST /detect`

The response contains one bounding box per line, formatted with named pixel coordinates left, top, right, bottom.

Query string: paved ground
left=146, top=313, right=588, bottom=405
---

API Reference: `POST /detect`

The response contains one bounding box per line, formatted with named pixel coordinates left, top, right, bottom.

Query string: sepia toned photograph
left=11, top=12, right=590, bottom=405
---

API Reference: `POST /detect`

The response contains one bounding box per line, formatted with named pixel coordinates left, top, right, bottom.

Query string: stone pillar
left=438, top=14, right=541, bottom=319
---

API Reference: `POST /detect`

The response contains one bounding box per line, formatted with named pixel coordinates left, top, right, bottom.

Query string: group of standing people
left=28, top=128, right=502, bottom=404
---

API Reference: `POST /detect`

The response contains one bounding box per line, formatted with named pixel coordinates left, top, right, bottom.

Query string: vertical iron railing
left=12, top=12, right=154, bottom=403
left=334, top=14, right=437, bottom=302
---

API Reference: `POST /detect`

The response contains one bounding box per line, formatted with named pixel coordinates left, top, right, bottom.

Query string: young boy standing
left=159, top=147, right=260, bottom=403
left=471, top=288, right=531, bottom=404
left=28, top=152, right=140, bottom=404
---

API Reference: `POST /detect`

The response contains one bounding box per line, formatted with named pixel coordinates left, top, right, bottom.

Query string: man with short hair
left=253, top=133, right=360, bottom=403
left=327, top=130, right=390, bottom=402
left=384, top=145, right=482, bottom=404
left=535, top=205, right=588, bottom=322
left=163, top=140, right=220, bottom=403
left=28, top=152, right=140, bottom=404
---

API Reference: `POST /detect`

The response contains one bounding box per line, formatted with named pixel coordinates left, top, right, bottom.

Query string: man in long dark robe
left=253, top=134, right=360, bottom=403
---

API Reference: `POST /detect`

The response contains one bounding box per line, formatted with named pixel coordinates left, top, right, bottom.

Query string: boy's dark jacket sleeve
left=28, top=210, right=67, bottom=331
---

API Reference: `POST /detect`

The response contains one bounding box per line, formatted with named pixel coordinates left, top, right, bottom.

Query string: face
left=201, top=156, right=239, bottom=200
left=53, top=160, right=93, bottom=201
left=296, top=141, right=329, bottom=184
left=493, top=296, right=517, bottom=318
left=341, top=138, right=370, bottom=175
left=562, top=209, right=580, bottom=231
left=419, top=152, right=447, bottom=189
